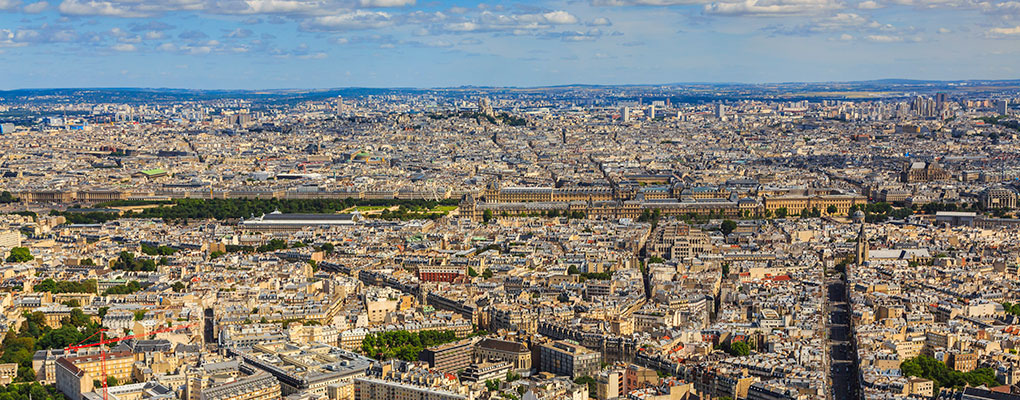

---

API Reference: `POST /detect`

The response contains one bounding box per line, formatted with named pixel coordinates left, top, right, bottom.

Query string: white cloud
left=22, top=1, right=47, bottom=13
left=423, top=39, right=452, bottom=47
left=883, top=0, right=975, bottom=8
left=988, top=25, right=1020, bottom=36
left=225, top=28, right=253, bottom=38
left=112, top=42, right=136, bottom=51
left=590, top=0, right=711, bottom=5
left=590, top=17, right=612, bottom=26
left=542, top=11, right=578, bottom=25
left=359, top=0, right=414, bottom=7
left=0, top=29, right=28, bottom=48
left=213, top=0, right=324, bottom=15
left=58, top=0, right=150, bottom=17
left=439, top=10, right=581, bottom=34
left=864, top=34, right=901, bottom=42
left=705, top=0, right=842, bottom=16
left=444, top=21, right=479, bottom=32
left=857, top=0, right=881, bottom=9
left=301, top=10, right=393, bottom=31
left=0, top=0, right=22, bottom=10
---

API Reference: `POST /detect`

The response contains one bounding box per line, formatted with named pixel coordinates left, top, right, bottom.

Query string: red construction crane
left=64, top=322, right=197, bottom=400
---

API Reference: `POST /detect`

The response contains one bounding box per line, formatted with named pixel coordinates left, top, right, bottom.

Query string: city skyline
left=1, top=0, right=1020, bottom=89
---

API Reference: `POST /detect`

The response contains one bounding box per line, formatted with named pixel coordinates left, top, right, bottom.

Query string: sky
left=0, top=0, right=1019, bottom=89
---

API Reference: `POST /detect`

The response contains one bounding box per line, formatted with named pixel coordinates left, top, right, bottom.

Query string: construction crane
left=64, top=322, right=197, bottom=400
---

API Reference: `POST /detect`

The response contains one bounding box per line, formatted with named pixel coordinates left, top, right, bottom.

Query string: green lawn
left=355, top=206, right=391, bottom=212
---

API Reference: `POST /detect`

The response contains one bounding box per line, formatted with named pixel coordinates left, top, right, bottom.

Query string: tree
left=506, top=370, right=521, bottom=382
left=104, top=281, right=142, bottom=295
left=901, top=355, right=998, bottom=393
left=320, top=242, right=335, bottom=254
left=573, top=376, right=597, bottom=395
left=171, top=282, right=186, bottom=292
left=826, top=205, right=838, bottom=215
left=729, top=341, right=750, bottom=356
left=468, top=267, right=479, bottom=277
left=111, top=251, right=157, bottom=272
left=775, top=208, right=788, bottom=218
left=482, top=269, right=493, bottom=279
left=6, top=247, right=33, bottom=263
left=720, top=219, right=737, bottom=235
left=482, top=209, right=494, bottom=223
left=141, top=244, right=176, bottom=256
left=361, top=330, right=459, bottom=361
left=0, top=191, right=17, bottom=203
left=256, top=239, right=288, bottom=253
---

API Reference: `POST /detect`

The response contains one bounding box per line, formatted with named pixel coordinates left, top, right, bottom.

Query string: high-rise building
left=539, top=340, right=600, bottom=379
left=622, top=107, right=631, bottom=122
left=0, top=123, right=14, bottom=134
left=0, top=230, right=21, bottom=252
left=715, top=103, right=726, bottom=120
left=995, top=99, right=1009, bottom=115
left=419, top=339, right=473, bottom=373
left=648, top=105, right=656, bottom=119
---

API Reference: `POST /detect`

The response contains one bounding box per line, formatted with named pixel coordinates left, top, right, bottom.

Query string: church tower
left=856, top=223, right=869, bottom=264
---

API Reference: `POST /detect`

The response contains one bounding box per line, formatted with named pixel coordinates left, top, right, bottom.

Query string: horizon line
left=3, top=78, right=1020, bottom=93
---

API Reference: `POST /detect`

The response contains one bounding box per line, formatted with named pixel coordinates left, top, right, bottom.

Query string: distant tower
left=995, top=99, right=1009, bottom=116
left=935, top=92, right=947, bottom=112
left=715, top=103, right=726, bottom=121
left=623, top=107, right=631, bottom=123
left=855, top=224, right=869, bottom=264
left=648, top=105, right=656, bottom=120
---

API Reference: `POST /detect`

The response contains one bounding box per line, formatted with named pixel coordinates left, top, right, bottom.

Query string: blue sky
left=0, top=0, right=1018, bottom=89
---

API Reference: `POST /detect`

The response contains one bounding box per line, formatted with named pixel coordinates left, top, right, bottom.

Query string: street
left=827, top=278, right=860, bottom=400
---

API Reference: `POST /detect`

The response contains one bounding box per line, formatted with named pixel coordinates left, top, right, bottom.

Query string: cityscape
left=0, top=81, right=1018, bottom=400
left=3, top=1, right=1020, bottom=400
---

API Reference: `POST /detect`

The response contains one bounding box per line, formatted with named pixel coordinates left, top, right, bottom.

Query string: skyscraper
left=648, top=105, right=655, bottom=119
left=623, top=107, right=631, bottom=122
left=715, top=103, right=726, bottom=121
left=995, top=100, right=1009, bottom=116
